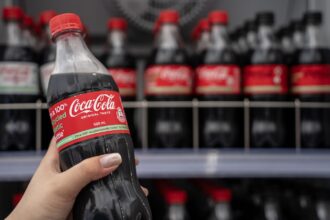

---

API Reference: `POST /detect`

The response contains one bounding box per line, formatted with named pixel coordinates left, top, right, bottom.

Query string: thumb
left=58, top=153, right=122, bottom=198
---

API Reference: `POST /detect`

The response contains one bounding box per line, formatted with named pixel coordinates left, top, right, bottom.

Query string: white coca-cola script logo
left=0, top=65, right=31, bottom=83
left=112, top=70, right=136, bottom=84
left=199, top=67, right=232, bottom=81
left=158, top=67, right=191, bottom=82
left=69, top=94, right=116, bottom=117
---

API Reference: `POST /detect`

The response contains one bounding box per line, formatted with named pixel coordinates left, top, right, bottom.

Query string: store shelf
left=1, top=150, right=330, bottom=181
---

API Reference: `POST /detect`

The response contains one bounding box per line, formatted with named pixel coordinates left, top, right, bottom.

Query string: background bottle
left=243, top=12, right=292, bottom=148
left=145, top=10, right=193, bottom=148
left=0, top=6, right=39, bottom=151
left=102, top=17, right=140, bottom=148
left=39, top=10, right=57, bottom=149
left=291, top=11, right=330, bottom=149
left=196, top=11, right=242, bottom=148
left=48, top=13, right=151, bottom=220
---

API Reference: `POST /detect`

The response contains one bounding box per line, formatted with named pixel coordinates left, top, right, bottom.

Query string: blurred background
left=1, top=0, right=330, bottom=219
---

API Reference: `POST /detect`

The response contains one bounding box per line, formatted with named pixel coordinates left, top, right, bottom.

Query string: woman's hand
left=7, top=138, right=147, bottom=220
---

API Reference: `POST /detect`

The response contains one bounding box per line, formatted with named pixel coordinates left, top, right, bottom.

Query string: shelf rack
left=0, top=99, right=330, bottom=181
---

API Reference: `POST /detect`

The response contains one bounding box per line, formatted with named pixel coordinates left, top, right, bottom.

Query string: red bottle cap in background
left=208, top=10, right=228, bottom=25
left=159, top=10, right=179, bottom=24
left=39, top=10, right=57, bottom=26
left=107, top=18, right=127, bottom=31
left=210, top=188, right=232, bottom=202
left=2, top=6, right=24, bottom=21
left=23, top=15, right=34, bottom=29
left=164, top=189, right=187, bottom=205
left=192, top=18, right=210, bottom=40
left=50, top=13, right=83, bottom=38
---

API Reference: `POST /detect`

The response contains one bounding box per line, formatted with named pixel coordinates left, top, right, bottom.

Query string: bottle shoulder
left=147, top=48, right=190, bottom=66
left=198, top=48, right=239, bottom=65
left=103, top=50, right=135, bottom=68
left=248, top=48, right=284, bottom=65
left=293, top=48, right=330, bottom=65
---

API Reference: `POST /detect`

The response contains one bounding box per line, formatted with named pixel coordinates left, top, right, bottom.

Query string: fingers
left=141, top=186, right=149, bottom=197
left=58, top=153, right=122, bottom=198
left=41, top=137, right=60, bottom=172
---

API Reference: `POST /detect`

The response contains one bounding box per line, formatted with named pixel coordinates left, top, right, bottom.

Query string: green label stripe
left=57, top=124, right=129, bottom=148
left=0, top=86, right=39, bottom=94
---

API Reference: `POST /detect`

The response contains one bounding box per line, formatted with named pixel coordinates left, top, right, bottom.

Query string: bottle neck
left=4, top=21, right=23, bottom=46
left=156, top=23, right=182, bottom=49
left=305, top=23, right=325, bottom=49
left=107, top=30, right=126, bottom=52
left=210, top=24, right=229, bottom=49
left=214, top=202, right=231, bottom=220
left=247, top=29, right=258, bottom=50
left=293, top=29, right=304, bottom=49
left=258, top=24, right=277, bottom=50
left=264, top=200, right=280, bottom=220
left=196, top=30, right=210, bottom=53
left=53, top=31, right=107, bottom=74
left=167, top=204, right=186, bottom=220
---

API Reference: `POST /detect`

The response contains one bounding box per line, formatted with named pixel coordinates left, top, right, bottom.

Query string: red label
left=144, top=65, right=193, bottom=95
left=291, top=64, right=330, bottom=94
left=108, top=68, right=136, bottom=97
left=49, top=90, right=129, bottom=151
left=195, top=65, right=241, bottom=95
left=243, top=64, right=288, bottom=94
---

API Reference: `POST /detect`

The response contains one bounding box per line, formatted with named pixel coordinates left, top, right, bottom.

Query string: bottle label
left=243, top=64, right=288, bottom=94
left=40, top=62, right=55, bottom=95
left=195, top=65, right=241, bottom=95
left=108, top=68, right=136, bottom=97
left=0, top=62, right=39, bottom=95
left=144, top=65, right=193, bottom=95
left=291, top=64, right=330, bottom=94
left=49, top=90, right=130, bottom=151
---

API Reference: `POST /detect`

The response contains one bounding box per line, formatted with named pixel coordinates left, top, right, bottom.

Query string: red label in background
left=291, top=64, right=330, bottom=94
left=49, top=90, right=129, bottom=151
left=243, top=64, right=288, bottom=94
left=195, top=65, right=241, bottom=95
left=144, top=65, right=193, bottom=95
left=108, top=68, right=136, bottom=97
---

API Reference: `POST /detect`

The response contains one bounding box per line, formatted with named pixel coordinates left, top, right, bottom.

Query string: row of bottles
left=0, top=6, right=330, bottom=150
left=146, top=179, right=330, bottom=220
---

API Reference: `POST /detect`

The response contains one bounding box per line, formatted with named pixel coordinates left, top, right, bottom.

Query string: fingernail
left=100, top=153, right=122, bottom=168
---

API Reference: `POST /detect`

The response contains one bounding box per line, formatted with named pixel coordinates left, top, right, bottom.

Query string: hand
left=6, top=138, right=148, bottom=220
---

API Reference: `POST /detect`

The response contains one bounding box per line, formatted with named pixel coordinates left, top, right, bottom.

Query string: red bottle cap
left=107, top=18, right=127, bottom=31
left=2, top=6, right=24, bottom=21
left=164, top=189, right=187, bottom=204
left=50, top=13, right=83, bottom=38
left=210, top=188, right=232, bottom=202
left=192, top=18, right=209, bottom=40
left=39, top=10, right=57, bottom=26
left=159, top=10, right=179, bottom=24
left=23, top=15, right=34, bottom=28
left=208, top=10, right=228, bottom=25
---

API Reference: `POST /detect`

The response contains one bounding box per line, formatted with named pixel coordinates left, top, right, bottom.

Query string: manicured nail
left=100, top=153, right=122, bottom=168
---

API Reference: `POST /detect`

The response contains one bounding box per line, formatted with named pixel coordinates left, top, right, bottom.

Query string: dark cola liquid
left=294, top=48, right=330, bottom=148
left=102, top=50, right=140, bottom=148
left=47, top=73, right=151, bottom=220
left=0, top=45, right=38, bottom=151
left=197, top=47, right=243, bottom=148
left=146, top=48, right=192, bottom=148
left=248, top=48, right=293, bottom=148
left=39, top=45, right=55, bottom=149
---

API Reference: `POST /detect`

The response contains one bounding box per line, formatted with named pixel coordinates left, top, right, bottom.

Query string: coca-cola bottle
left=0, top=6, right=39, bottom=151
left=207, top=188, right=232, bottom=220
left=39, top=10, right=57, bottom=149
left=102, top=18, right=140, bottom=148
left=163, top=189, right=189, bottom=220
left=243, top=12, right=292, bottom=148
left=196, top=11, right=242, bottom=148
left=291, top=11, right=330, bottom=149
left=145, top=10, right=193, bottom=148
left=47, top=13, right=151, bottom=219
